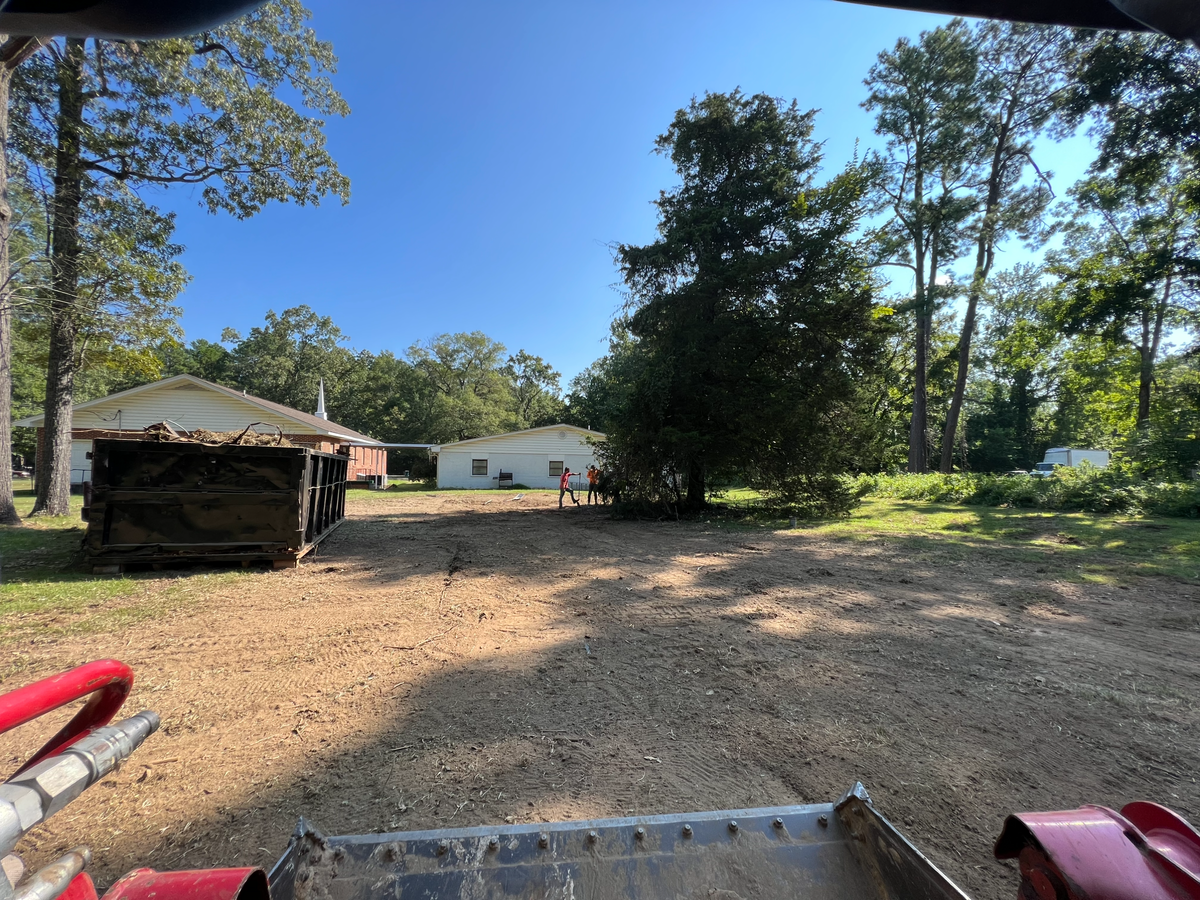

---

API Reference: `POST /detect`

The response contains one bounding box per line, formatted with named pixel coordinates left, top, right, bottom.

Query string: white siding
left=436, top=429, right=602, bottom=489
left=69, top=439, right=92, bottom=484
left=71, top=383, right=327, bottom=435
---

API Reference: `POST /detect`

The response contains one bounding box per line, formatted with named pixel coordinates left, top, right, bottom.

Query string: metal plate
left=269, top=785, right=970, bottom=900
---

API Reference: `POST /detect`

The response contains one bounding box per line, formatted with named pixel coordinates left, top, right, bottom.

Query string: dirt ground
left=4, top=491, right=1199, bottom=899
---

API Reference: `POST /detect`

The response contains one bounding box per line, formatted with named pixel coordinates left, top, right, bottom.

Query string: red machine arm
left=0, top=659, right=133, bottom=776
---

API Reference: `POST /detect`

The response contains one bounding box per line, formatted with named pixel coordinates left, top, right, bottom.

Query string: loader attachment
left=268, top=783, right=969, bottom=900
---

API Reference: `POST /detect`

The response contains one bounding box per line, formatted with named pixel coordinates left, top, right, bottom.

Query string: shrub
left=850, top=464, right=1200, bottom=518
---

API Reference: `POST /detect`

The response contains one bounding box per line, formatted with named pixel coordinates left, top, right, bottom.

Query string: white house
left=15, top=374, right=386, bottom=487
left=432, top=424, right=605, bottom=490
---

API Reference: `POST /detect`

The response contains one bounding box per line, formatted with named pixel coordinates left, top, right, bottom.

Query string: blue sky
left=160, top=0, right=1094, bottom=385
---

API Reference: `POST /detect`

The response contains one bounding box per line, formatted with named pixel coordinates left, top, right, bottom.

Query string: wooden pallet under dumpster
left=83, top=439, right=347, bottom=572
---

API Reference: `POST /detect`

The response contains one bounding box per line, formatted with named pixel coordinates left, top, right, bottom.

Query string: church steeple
left=316, top=378, right=328, bottom=420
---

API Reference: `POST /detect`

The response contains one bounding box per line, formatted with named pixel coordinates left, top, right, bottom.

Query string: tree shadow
left=18, top=495, right=1200, bottom=900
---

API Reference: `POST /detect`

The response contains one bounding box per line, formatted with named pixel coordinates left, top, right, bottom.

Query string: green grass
left=792, top=499, right=1200, bottom=583
left=4, top=489, right=92, bottom=583
left=0, top=490, right=256, bottom=643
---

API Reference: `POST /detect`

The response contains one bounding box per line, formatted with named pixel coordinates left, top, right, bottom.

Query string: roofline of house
left=347, top=443, right=435, bottom=449
left=13, top=373, right=382, bottom=444
left=433, top=423, right=606, bottom=452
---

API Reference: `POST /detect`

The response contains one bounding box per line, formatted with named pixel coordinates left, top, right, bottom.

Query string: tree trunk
left=940, top=294, right=977, bottom=474
left=941, top=118, right=1011, bottom=474
left=0, top=44, right=21, bottom=525
left=941, top=266, right=988, bottom=473
left=1137, top=274, right=1171, bottom=429
left=909, top=311, right=929, bottom=473
left=32, top=38, right=85, bottom=517
left=907, top=163, right=929, bottom=474
left=1136, top=347, right=1153, bottom=429
left=0, top=37, right=43, bottom=525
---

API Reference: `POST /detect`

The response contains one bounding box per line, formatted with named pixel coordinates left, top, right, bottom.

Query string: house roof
left=433, top=423, right=606, bottom=452
left=13, top=374, right=382, bottom=444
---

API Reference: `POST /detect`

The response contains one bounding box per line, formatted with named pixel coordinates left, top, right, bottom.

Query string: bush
left=850, top=464, right=1200, bottom=517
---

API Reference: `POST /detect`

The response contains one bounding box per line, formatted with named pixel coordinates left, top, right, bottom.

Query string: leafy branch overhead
left=12, top=0, right=350, bottom=218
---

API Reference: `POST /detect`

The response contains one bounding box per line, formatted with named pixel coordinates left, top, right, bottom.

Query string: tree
left=8, top=181, right=181, bottom=462
left=563, top=324, right=641, bottom=435
left=223, top=305, right=356, bottom=413
left=1052, top=163, right=1200, bottom=428
left=0, top=35, right=45, bottom=524
left=505, top=350, right=564, bottom=428
left=1139, top=354, right=1200, bottom=478
left=613, top=90, right=885, bottom=513
left=967, top=265, right=1061, bottom=469
left=1048, top=332, right=1137, bottom=450
left=13, top=0, right=349, bottom=515
left=19, top=163, right=188, bottom=512
left=864, top=19, right=981, bottom=472
left=159, top=338, right=234, bottom=384
left=939, top=22, right=1064, bottom=473
left=327, top=350, right=424, bottom=443
left=1063, top=32, right=1200, bottom=185
left=407, top=332, right=516, bottom=442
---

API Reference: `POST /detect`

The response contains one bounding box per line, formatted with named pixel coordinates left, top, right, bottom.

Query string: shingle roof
left=14, top=374, right=382, bottom=444
left=198, top=378, right=379, bottom=443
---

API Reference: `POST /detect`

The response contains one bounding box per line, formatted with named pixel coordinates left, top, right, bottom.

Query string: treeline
left=9, top=14, right=1200, bottom=519
left=565, top=23, right=1200, bottom=512
left=15, top=307, right=569, bottom=457
left=162, top=309, right=568, bottom=444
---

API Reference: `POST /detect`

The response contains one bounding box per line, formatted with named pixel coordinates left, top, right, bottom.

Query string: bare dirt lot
left=4, top=490, right=1199, bottom=899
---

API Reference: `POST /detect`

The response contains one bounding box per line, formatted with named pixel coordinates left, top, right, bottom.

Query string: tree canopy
left=604, top=90, right=887, bottom=513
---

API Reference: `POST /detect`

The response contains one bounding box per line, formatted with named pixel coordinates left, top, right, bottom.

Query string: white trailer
left=1032, top=447, right=1110, bottom=476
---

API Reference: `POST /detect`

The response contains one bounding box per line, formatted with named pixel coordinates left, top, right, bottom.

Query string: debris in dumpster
left=83, top=439, right=346, bottom=571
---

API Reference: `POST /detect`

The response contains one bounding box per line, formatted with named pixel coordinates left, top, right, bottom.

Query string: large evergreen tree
left=613, top=90, right=885, bottom=513
left=938, top=22, right=1065, bottom=472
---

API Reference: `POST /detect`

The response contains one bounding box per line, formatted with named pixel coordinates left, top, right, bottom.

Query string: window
left=549, top=460, right=564, bottom=477
left=472, top=459, right=488, bottom=476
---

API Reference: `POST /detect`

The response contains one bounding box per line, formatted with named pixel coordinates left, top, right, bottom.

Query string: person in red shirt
left=559, top=467, right=580, bottom=508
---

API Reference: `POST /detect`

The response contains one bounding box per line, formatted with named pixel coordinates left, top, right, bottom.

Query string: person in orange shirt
left=559, top=467, right=580, bottom=508
left=586, top=465, right=600, bottom=505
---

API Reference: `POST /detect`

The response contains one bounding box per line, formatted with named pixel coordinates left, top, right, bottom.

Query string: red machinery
left=1, top=662, right=1199, bottom=900
left=0, top=662, right=266, bottom=900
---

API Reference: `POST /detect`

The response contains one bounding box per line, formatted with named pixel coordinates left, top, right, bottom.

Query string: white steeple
left=316, top=378, right=328, bottom=420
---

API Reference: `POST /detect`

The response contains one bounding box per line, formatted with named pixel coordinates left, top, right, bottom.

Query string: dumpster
left=83, top=438, right=347, bottom=572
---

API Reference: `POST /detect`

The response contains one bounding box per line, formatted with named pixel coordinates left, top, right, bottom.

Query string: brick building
left=15, top=374, right=386, bottom=488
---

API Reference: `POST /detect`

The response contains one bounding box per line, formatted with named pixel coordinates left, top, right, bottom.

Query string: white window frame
left=549, top=460, right=564, bottom=477
left=471, top=458, right=489, bottom=476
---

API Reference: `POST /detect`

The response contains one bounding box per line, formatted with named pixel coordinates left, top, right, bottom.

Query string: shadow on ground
left=9, top=495, right=1200, bottom=900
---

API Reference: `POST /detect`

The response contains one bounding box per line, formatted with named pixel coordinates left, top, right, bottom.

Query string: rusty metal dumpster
left=83, top=439, right=347, bottom=572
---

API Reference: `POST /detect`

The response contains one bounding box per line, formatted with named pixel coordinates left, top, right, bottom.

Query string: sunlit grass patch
left=806, top=500, right=1200, bottom=582
left=1, top=490, right=261, bottom=639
